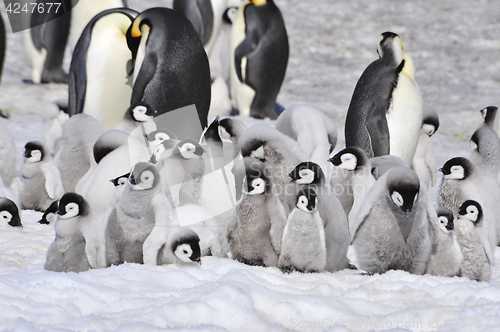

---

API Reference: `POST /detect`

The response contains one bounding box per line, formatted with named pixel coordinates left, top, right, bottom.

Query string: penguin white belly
left=84, top=18, right=133, bottom=130
left=22, top=29, right=47, bottom=84
left=386, top=74, right=423, bottom=166
left=133, top=25, right=149, bottom=85
left=229, top=5, right=255, bottom=116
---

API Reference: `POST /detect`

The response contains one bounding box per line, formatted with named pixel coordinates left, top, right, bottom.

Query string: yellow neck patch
left=131, top=15, right=144, bottom=38
left=251, top=0, right=267, bottom=5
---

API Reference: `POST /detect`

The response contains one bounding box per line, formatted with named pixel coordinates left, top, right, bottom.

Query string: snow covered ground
left=0, top=0, right=500, bottom=331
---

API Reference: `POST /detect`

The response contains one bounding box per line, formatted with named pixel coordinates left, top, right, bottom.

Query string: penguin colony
left=0, top=1, right=497, bottom=284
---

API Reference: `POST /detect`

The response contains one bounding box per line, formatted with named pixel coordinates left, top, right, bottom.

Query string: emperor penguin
left=22, top=0, right=71, bottom=83
left=480, top=106, right=498, bottom=129
left=103, top=162, right=173, bottom=266
left=351, top=167, right=438, bottom=275
left=219, top=117, right=248, bottom=147
left=275, top=105, right=338, bottom=178
left=20, top=141, right=64, bottom=212
left=0, top=178, right=22, bottom=228
left=44, top=193, right=92, bottom=273
left=127, top=7, right=211, bottom=129
left=328, top=147, right=376, bottom=232
left=411, top=105, right=439, bottom=188
left=278, top=188, right=326, bottom=273
left=67, top=0, right=127, bottom=52
left=425, top=207, right=463, bottom=277
left=238, top=124, right=307, bottom=214
left=344, top=32, right=423, bottom=166
left=230, top=0, right=289, bottom=119
left=54, top=113, right=105, bottom=192
left=157, top=227, right=201, bottom=265
left=38, top=200, right=58, bottom=225
left=469, top=126, right=500, bottom=181
left=227, top=157, right=287, bottom=267
left=455, top=200, right=492, bottom=282
left=286, top=161, right=350, bottom=272
left=0, top=119, right=16, bottom=187
left=68, top=8, right=139, bottom=131
left=438, top=157, right=497, bottom=249
left=113, top=102, right=158, bottom=135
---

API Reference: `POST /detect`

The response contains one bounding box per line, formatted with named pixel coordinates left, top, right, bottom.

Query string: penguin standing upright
left=69, top=8, right=139, bottom=130
left=411, top=105, right=439, bottom=187
left=345, top=32, right=423, bottom=166
left=127, top=7, right=211, bottom=130
left=230, top=0, right=289, bottom=119
left=480, top=106, right=498, bottom=129
left=22, top=0, right=72, bottom=83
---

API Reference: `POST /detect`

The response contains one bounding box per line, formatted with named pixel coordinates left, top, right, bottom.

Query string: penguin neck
left=401, top=53, right=415, bottom=80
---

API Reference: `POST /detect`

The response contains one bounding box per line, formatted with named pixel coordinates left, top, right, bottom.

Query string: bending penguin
left=344, top=32, right=423, bottom=166
left=69, top=8, right=139, bottom=130
left=278, top=188, right=326, bottom=273
left=157, top=226, right=202, bottom=265
left=127, top=7, right=211, bottom=130
left=230, top=0, right=289, bottom=119
left=351, top=167, right=438, bottom=275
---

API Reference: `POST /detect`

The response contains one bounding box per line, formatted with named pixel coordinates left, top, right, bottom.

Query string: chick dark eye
left=183, top=250, right=188, bottom=254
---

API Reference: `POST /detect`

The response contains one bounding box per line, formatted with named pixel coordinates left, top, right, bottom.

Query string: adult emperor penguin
left=54, top=114, right=104, bottom=192
left=230, top=0, right=289, bottom=119
left=275, top=105, right=338, bottom=178
left=20, top=141, right=64, bottom=212
left=328, top=147, right=376, bottom=231
left=69, top=8, right=139, bottom=130
left=0, top=119, right=16, bottom=187
left=351, top=167, right=438, bottom=275
left=127, top=7, right=211, bottom=129
left=278, top=188, right=326, bottom=273
left=286, top=161, right=350, bottom=272
left=238, top=124, right=307, bottom=214
left=344, top=32, right=423, bottom=166
left=44, top=193, right=92, bottom=273
left=438, top=157, right=497, bottom=248
left=228, top=157, right=287, bottom=267
left=455, top=200, right=492, bottom=282
left=103, top=162, right=172, bottom=266
left=425, top=207, right=463, bottom=277
left=411, top=105, right=439, bottom=188
left=157, top=227, right=201, bottom=265
left=22, top=0, right=71, bottom=83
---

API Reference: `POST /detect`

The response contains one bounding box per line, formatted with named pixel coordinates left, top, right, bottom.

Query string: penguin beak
left=24, top=151, right=30, bottom=158
left=148, top=154, right=157, bottom=164
left=129, top=172, right=137, bottom=185
left=8, top=215, right=22, bottom=228
left=195, top=146, right=205, bottom=157
left=194, top=257, right=201, bottom=264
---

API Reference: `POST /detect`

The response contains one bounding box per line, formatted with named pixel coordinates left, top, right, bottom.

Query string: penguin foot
left=230, top=107, right=240, bottom=116
left=0, top=110, right=10, bottom=119
left=279, top=265, right=296, bottom=274
left=41, top=68, right=69, bottom=84
left=235, top=256, right=265, bottom=267
left=274, top=103, right=285, bottom=115
left=22, top=78, right=35, bottom=84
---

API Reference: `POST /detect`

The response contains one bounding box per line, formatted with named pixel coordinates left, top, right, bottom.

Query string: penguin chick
left=44, top=193, right=92, bottom=273
left=157, top=227, right=201, bottom=265
left=113, top=102, right=159, bottom=134
left=455, top=200, right=492, bottom=282
left=351, top=167, right=438, bottom=275
left=110, top=173, right=130, bottom=187
left=228, top=157, right=287, bottom=267
left=41, top=100, right=70, bottom=156
left=38, top=200, right=58, bottom=225
left=103, top=162, right=172, bottom=266
left=480, top=106, right=497, bottom=129
left=278, top=188, right=326, bottom=273
left=219, top=117, right=248, bottom=147
left=469, top=126, right=500, bottom=181
left=20, top=141, right=64, bottom=212
left=0, top=197, right=22, bottom=227
left=329, top=147, right=376, bottom=232
left=144, top=128, right=176, bottom=150
left=286, top=161, right=350, bottom=272
left=425, top=207, right=463, bottom=277
left=411, top=105, right=439, bottom=187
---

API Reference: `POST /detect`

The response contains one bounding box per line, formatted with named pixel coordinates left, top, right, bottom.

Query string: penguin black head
left=57, top=193, right=90, bottom=219
left=377, top=31, right=404, bottom=66
left=458, top=200, right=483, bottom=224
left=126, top=14, right=152, bottom=71
left=289, top=161, right=324, bottom=185
left=24, top=141, right=45, bottom=163
left=422, top=106, right=440, bottom=136
left=439, top=157, right=474, bottom=180
left=329, top=147, right=368, bottom=171
left=174, top=139, right=205, bottom=160
left=223, top=7, right=238, bottom=24
left=0, top=198, right=22, bottom=228
left=38, top=200, right=58, bottom=225
left=144, top=129, right=175, bottom=147
left=480, top=106, right=497, bottom=127
left=171, top=232, right=201, bottom=264
left=386, top=167, right=420, bottom=213
left=243, top=158, right=270, bottom=195
left=203, top=116, right=222, bottom=144
left=148, top=139, right=179, bottom=164
left=436, top=206, right=454, bottom=233
left=470, top=126, right=499, bottom=154
left=129, top=162, right=160, bottom=190
left=295, top=188, right=317, bottom=213
left=110, top=173, right=130, bottom=187
left=126, top=103, right=158, bottom=123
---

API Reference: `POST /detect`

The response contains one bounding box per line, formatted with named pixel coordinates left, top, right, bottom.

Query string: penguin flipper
left=41, top=162, right=63, bottom=200
left=268, top=194, right=287, bottom=256
left=478, top=226, right=495, bottom=266
left=142, top=192, right=173, bottom=266
left=234, top=31, right=259, bottom=83
left=365, top=102, right=390, bottom=157
left=422, top=182, right=439, bottom=244
left=131, top=52, right=158, bottom=106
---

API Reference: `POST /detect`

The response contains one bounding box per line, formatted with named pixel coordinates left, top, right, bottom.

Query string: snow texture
left=0, top=0, right=500, bottom=331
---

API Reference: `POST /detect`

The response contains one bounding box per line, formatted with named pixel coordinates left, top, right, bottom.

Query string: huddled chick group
left=0, top=1, right=497, bottom=284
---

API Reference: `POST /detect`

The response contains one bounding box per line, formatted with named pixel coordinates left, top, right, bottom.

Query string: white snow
left=0, top=0, right=500, bottom=331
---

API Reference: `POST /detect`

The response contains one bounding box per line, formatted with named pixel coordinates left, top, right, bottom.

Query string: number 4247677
left=6, top=2, right=61, bottom=14
left=442, top=318, right=499, bottom=329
